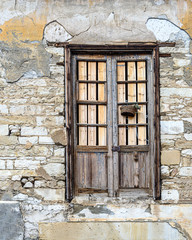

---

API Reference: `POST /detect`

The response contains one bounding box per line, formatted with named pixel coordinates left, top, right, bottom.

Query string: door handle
left=112, top=146, right=120, bottom=152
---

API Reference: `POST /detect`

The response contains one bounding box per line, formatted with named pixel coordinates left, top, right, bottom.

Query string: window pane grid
left=117, top=61, right=148, bottom=146
left=77, top=60, right=107, bottom=146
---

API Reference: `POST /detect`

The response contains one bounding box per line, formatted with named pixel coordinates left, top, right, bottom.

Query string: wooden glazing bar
left=117, top=62, right=126, bottom=145
left=137, top=61, right=147, bottom=145
left=117, top=80, right=147, bottom=84
left=98, top=62, right=107, bottom=146
left=78, top=80, right=106, bottom=83
left=88, top=62, right=97, bottom=146
left=78, top=61, right=88, bottom=145
left=117, top=102, right=147, bottom=105
left=118, top=124, right=148, bottom=127
left=127, top=61, right=136, bottom=145
left=77, top=101, right=107, bottom=105
left=77, top=123, right=107, bottom=127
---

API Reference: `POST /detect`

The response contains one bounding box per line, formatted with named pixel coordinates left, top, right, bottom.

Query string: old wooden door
left=72, top=53, right=154, bottom=198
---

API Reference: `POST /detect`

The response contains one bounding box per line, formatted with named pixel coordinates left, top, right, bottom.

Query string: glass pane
left=119, top=127, right=126, bottom=145
left=78, top=61, right=87, bottom=80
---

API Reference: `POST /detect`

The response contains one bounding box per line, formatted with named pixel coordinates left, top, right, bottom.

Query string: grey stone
left=0, top=202, right=24, bottom=240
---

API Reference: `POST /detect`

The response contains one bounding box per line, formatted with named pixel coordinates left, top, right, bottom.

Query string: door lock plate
left=112, top=146, right=120, bottom=152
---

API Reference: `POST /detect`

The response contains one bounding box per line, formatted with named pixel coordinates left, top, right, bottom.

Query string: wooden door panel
left=76, top=152, right=108, bottom=191
left=119, top=151, right=150, bottom=189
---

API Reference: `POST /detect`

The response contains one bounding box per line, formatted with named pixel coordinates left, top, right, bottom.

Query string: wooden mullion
left=118, top=102, right=147, bottom=105
left=154, top=46, right=160, bottom=199
left=65, top=46, right=74, bottom=201
left=107, top=56, right=113, bottom=197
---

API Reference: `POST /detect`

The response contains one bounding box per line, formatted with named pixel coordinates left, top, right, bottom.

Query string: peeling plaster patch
left=146, top=18, right=190, bottom=45
left=73, top=204, right=114, bottom=215
left=43, top=21, right=72, bottom=43
left=0, top=42, right=51, bottom=83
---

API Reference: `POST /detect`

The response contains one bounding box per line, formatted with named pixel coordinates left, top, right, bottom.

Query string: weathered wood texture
left=70, top=50, right=159, bottom=198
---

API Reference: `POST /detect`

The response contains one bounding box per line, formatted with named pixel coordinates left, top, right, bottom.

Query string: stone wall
left=0, top=0, right=192, bottom=239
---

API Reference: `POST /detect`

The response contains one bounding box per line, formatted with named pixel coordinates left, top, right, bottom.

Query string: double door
left=72, top=53, right=155, bottom=197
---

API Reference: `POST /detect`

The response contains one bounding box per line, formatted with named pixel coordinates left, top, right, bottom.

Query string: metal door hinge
left=112, top=146, right=120, bottom=152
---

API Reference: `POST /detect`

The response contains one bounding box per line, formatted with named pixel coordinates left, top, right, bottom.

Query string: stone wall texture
left=0, top=0, right=192, bottom=239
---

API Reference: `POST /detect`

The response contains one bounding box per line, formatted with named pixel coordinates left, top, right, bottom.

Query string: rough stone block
left=161, top=150, right=180, bottom=165
left=0, top=125, right=9, bottom=136
left=0, top=160, right=5, bottom=169
left=43, top=163, right=64, bottom=177
left=0, top=104, right=8, bottom=114
left=161, top=121, right=184, bottom=134
left=39, top=136, right=54, bottom=144
left=184, top=133, right=192, bottom=140
left=54, top=148, right=65, bottom=157
left=0, top=202, right=24, bottom=240
left=34, top=188, right=65, bottom=201
left=161, top=166, right=169, bottom=177
left=51, top=128, right=67, bottom=146
left=0, top=136, right=18, bottom=145
left=7, top=160, right=13, bottom=169
left=15, top=158, right=40, bottom=170
left=182, top=149, right=192, bottom=156
left=179, top=167, right=192, bottom=177
left=10, top=106, right=25, bottom=115
left=21, top=127, right=48, bottom=136
left=19, top=137, right=38, bottom=144
left=160, top=88, right=192, bottom=98
left=161, top=189, right=179, bottom=202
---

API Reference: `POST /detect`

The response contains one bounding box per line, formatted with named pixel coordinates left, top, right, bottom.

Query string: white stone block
left=179, top=167, right=192, bottom=177
left=34, top=188, right=65, bottom=201
left=54, top=148, right=65, bottom=157
left=43, top=163, right=64, bottom=177
left=181, top=149, right=192, bottom=156
left=0, top=160, right=5, bottom=169
left=0, top=125, right=9, bottom=135
left=161, top=121, right=184, bottom=134
left=15, top=158, right=40, bottom=170
left=21, top=127, right=48, bottom=136
left=173, top=58, right=191, bottom=67
left=19, top=137, right=38, bottom=144
left=184, top=134, right=192, bottom=141
left=7, top=160, right=13, bottom=169
left=12, top=175, right=22, bottom=181
left=161, top=190, right=179, bottom=201
left=39, top=137, right=54, bottom=144
left=17, top=78, right=47, bottom=87
left=10, top=106, right=25, bottom=115
left=161, top=166, right=169, bottom=177
left=0, top=104, right=8, bottom=114
left=161, top=88, right=192, bottom=98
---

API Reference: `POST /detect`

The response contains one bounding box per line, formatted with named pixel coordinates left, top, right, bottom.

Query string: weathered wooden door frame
left=64, top=44, right=160, bottom=202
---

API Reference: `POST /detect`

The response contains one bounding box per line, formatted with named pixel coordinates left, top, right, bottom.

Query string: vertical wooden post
left=65, top=46, right=74, bottom=202
left=154, top=46, right=161, bottom=199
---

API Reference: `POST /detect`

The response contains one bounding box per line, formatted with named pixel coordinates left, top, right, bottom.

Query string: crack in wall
left=168, top=221, right=192, bottom=240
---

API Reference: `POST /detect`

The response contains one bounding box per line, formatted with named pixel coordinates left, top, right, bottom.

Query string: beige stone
left=34, top=188, right=65, bottom=201
left=0, top=136, right=18, bottom=145
left=161, top=150, right=180, bottom=165
left=51, top=128, right=67, bottom=146
left=39, top=222, right=186, bottom=240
